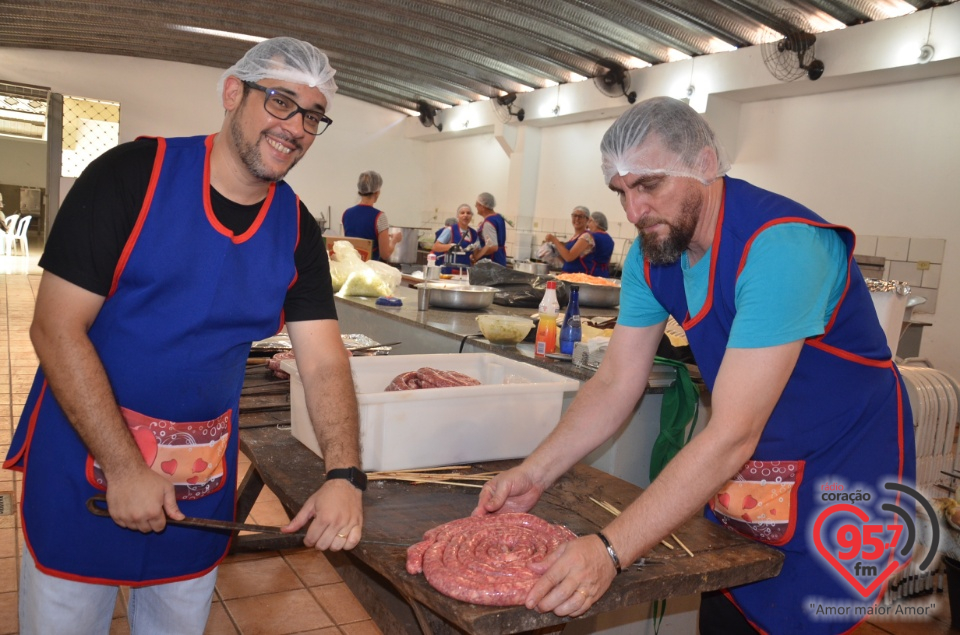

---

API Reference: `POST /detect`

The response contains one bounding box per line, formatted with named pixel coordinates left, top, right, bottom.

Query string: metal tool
left=87, top=495, right=303, bottom=536
left=86, top=495, right=413, bottom=546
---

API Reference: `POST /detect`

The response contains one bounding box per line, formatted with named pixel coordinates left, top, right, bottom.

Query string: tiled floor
left=0, top=244, right=381, bottom=634
left=0, top=240, right=957, bottom=634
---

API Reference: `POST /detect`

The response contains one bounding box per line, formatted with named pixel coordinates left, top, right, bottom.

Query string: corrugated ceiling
left=0, top=0, right=946, bottom=115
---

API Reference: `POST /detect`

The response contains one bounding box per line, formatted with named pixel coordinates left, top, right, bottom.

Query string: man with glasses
left=471, top=191, right=508, bottom=266
left=6, top=37, right=364, bottom=634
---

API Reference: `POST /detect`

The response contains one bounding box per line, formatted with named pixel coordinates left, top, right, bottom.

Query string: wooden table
left=236, top=384, right=784, bottom=635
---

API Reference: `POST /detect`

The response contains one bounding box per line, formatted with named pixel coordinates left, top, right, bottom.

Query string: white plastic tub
left=281, top=353, right=579, bottom=471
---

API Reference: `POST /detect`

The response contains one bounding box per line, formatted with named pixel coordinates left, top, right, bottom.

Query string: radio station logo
left=812, top=481, right=936, bottom=599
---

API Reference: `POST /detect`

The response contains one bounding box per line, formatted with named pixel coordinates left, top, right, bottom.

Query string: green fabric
left=652, top=598, right=667, bottom=634
left=649, top=356, right=699, bottom=482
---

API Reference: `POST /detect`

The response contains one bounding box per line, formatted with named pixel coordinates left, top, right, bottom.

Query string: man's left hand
left=283, top=478, right=363, bottom=551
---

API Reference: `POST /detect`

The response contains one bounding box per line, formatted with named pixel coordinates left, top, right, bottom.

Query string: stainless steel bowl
left=425, top=283, right=498, bottom=310
left=574, top=281, right=621, bottom=308
left=514, top=260, right=550, bottom=276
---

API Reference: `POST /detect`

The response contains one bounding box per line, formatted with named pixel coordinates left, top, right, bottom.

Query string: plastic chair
left=6, top=215, right=32, bottom=258
left=1, top=214, right=20, bottom=256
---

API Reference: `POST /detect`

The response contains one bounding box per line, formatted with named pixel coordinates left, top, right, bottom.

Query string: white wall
left=425, top=132, right=510, bottom=226
left=0, top=137, right=46, bottom=187
left=731, top=75, right=960, bottom=377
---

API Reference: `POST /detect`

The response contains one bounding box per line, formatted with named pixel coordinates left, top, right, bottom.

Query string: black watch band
left=325, top=467, right=367, bottom=491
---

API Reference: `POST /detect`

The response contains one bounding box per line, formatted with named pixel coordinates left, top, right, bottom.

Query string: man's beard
left=229, top=115, right=302, bottom=183
left=638, top=187, right=701, bottom=265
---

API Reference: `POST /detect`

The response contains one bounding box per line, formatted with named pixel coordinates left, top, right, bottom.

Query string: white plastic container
left=280, top=354, right=580, bottom=471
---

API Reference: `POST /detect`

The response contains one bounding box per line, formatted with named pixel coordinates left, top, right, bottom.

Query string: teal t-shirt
left=619, top=224, right=848, bottom=348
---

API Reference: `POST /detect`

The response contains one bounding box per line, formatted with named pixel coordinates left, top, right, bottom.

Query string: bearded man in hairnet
left=5, top=37, right=364, bottom=634
left=475, top=97, right=915, bottom=634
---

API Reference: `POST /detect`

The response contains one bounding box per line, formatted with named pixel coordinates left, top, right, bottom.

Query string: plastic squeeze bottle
left=535, top=281, right=560, bottom=357
left=559, top=285, right=582, bottom=355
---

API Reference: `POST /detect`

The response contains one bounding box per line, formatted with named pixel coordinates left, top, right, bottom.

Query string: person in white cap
left=6, top=37, right=364, bottom=634
left=475, top=97, right=914, bottom=634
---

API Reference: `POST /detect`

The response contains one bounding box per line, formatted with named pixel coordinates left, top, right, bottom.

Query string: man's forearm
left=32, top=324, right=144, bottom=478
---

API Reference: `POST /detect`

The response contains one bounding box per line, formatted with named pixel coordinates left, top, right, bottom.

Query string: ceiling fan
left=491, top=93, right=525, bottom=123
left=593, top=59, right=637, bottom=103
left=416, top=99, right=443, bottom=132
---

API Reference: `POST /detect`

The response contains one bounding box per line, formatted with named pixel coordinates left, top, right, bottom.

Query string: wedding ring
left=576, top=589, right=587, bottom=597
left=337, top=533, right=348, bottom=538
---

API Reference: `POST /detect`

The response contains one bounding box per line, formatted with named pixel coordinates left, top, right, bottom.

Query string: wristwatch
left=325, top=467, right=367, bottom=491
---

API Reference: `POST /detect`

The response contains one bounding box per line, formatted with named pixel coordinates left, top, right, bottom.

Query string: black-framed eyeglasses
left=243, top=81, right=333, bottom=136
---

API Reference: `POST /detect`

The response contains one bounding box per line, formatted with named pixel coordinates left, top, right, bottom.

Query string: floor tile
left=224, top=589, right=333, bottom=635
left=284, top=549, right=342, bottom=587
left=0, top=558, right=16, bottom=594
left=310, top=582, right=371, bottom=625
left=204, top=600, right=239, bottom=635
left=216, top=555, right=304, bottom=600
left=339, top=621, right=385, bottom=635
left=0, top=591, right=18, bottom=635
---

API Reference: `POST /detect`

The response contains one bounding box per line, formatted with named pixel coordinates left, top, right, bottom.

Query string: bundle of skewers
left=367, top=466, right=501, bottom=489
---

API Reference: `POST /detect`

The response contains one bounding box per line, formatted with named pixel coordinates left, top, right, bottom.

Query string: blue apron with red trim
left=561, top=232, right=590, bottom=274
left=478, top=213, right=507, bottom=266
left=4, top=134, right=299, bottom=585
left=590, top=231, right=615, bottom=277
left=342, top=204, right=383, bottom=260
left=438, top=225, right=478, bottom=269
left=644, top=177, right=914, bottom=634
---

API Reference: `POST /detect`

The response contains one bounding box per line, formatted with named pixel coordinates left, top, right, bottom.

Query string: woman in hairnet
left=342, top=170, right=401, bottom=261
left=432, top=203, right=479, bottom=271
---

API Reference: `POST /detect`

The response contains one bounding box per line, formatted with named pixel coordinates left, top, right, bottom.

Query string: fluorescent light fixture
left=875, top=1, right=917, bottom=19
left=543, top=79, right=559, bottom=87
left=568, top=72, right=588, bottom=82
left=401, top=108, right=420, bottom=117
left=623, top=57, right=651, bottom=70
left=475, top=95, right=490, bottom=101
left=168, top=24, right=266, bottom=43
left=666, top=49, right=691, bottom=62
left=706, top=38, right=737, bottom=54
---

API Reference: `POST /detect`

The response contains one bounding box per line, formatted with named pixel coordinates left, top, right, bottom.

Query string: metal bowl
left=514, top=260, right=550, bottom=276
left=425, top=283, right=498, bottom=310
left=575, top=280, right=621, bottom=308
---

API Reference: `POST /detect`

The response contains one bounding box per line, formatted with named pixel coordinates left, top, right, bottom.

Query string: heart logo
left=812, top=503, right=902, bottom=598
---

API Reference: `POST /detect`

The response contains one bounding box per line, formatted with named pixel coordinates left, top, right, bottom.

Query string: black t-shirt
left=40, top=138, right=337, bottom=322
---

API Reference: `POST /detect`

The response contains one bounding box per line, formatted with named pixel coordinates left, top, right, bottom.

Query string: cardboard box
left=281, top=354, right=579, bottom=471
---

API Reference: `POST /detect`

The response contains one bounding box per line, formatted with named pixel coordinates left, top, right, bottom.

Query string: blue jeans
left=19, top=549, right=218, bottom=635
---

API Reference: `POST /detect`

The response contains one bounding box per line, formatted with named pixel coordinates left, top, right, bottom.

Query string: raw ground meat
left=385, top=367, right=481, bottom=391
left=406, top=513, right=577, bottom=606
left=266, top=351, right=296, bottom=379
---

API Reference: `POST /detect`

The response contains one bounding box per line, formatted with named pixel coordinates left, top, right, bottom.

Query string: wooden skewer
left=589, top=497, right=677, bottom=551
left=671, top=533, right=695, bottom=558
left=402, top=478, right=484, bottom=488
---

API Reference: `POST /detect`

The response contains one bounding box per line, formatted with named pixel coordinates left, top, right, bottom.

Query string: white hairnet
left=600, top=97, right=730, bottom=185
left=219, top=37, right=338, bottom=107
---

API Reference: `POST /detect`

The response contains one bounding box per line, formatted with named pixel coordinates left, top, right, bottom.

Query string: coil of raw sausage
left=384, top=368, right=481, bottom=391
left=406, top=513, right=577, bottom=606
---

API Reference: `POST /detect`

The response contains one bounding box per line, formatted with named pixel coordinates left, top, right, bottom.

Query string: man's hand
left=472, top=466, right=544, bottom=516
left=104, top=466, right=182, bottom=533
left=284, top=479, right=363, bottom=551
